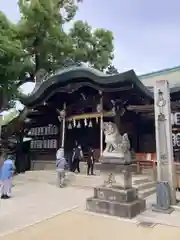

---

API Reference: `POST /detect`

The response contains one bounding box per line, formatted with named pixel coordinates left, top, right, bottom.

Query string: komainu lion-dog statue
left=102, top=122, right=132, bottom=164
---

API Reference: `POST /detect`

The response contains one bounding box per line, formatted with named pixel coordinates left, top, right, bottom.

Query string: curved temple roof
left=19, top=66, right=154, bottom=107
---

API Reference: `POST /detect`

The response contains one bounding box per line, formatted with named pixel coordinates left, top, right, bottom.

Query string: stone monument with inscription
left=153, top=80, right=176, bottom=210
left=86, top=122, right=146, bottom=219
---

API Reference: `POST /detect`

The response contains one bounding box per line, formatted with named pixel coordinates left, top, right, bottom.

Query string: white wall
left=139, top=68, right=180, bottom=88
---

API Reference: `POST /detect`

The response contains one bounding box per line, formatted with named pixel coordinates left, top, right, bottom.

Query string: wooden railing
left=136, top=152, right=180, bottom=188
left=136, top=153, right=157, bottom=173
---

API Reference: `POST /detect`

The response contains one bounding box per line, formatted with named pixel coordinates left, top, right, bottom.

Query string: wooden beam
left=127, top=102, right=180, bottom=112
left=66, top=111, right=114, bottom=121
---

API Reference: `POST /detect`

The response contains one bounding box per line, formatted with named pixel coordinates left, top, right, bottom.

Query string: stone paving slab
left=1, top=211, right=180, bottom=240
left=14, top=171, right=151, bottom=188
left=0, top=182, right=91, bottom=237
left=2, top=172, right=180, bottom=239
left=133, top=192, right=180, bottom=227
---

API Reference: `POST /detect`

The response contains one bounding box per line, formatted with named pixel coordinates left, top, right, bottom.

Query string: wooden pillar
left=114, top=106, right=125, bottom=134
left=57, top=103, right=66, bottom=149
left=0, top=115, right=2, bottom=167
left=114, top=110, right=121, bottom=133
left=0, top=115, right=2, bottom=143
left=61, top=103, right=66, bottom=148
left=100, top=95, right=103, bottom=156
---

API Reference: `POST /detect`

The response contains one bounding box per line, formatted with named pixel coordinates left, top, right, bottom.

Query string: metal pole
left=100, top=95, right=103, bottom=156
left=61, top=103, right=66, bottom=148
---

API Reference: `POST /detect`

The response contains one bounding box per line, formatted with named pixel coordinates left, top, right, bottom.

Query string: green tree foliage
left=68, top=21, right=114, bottom=70
left=0, top=11, right=32, bottom=109
left=17, top=0, right=84, bottom=74
left=0, top=0, right=115, bottom=108
left=18, top=0, right=114, bottom=73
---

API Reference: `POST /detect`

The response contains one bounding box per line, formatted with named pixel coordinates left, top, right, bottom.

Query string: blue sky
left=1, top=0, right=180, bottom=74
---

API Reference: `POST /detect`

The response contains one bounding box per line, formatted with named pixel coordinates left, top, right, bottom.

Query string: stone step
left=138, top=187, right=156, bottom=199
left=70, top=175, right=156, bottom=199
left=134, top=181, right=156, bottom=191
left=14, top=171, right=156, bottom=199
left=86, top=197, right=146, bottom=219
left=133, top=177, right=152, bottom=185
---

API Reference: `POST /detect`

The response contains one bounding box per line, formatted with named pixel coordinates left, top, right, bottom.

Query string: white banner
left=171, top=112, right=180, bottom=126
left=172, top=112, right=180, bottom=150
left=172, top=133, right=180, bottom=148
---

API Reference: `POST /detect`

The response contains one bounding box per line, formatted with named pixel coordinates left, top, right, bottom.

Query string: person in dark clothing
left=87, top=147, right=95, bottom=175
left=72, top=145, right=83, bottom=173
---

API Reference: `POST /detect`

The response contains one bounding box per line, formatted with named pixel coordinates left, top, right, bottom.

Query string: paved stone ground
left=1, top=172, right=180, bottom=239
left=0, top=181, right=91, bottom=237
left=1, top=210, right=180, bottom=240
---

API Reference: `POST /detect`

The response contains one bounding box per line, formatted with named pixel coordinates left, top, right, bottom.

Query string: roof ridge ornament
left=62, top=58, right=82, bottom=68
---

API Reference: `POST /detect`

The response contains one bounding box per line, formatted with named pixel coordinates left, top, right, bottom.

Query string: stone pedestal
left=86, top=165, right=146, bottom=219
left=99, top=156, right=127, bottom=164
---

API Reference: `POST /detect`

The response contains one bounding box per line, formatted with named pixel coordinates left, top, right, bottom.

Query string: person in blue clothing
left=56, top=147, right=67, bottom=187
left=0, top=155, right=15, bottom=199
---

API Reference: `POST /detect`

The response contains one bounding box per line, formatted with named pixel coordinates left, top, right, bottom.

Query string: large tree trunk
left=0, top=107, right=31, bottom=166
left=0, top=85, right=9, bottom=110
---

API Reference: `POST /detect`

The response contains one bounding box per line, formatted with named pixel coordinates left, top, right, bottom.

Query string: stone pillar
left=154, top=80, right=176, bottom=205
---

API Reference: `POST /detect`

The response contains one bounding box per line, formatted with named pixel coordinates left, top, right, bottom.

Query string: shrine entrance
left=60, top=103, right=116, bottom=160
left=65, top=118, right=100, bottom=151
left=19, top=66, right=154, bottom=170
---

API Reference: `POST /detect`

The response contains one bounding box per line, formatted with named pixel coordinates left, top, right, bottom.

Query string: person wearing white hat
left=56, top=147, right=67, bottom=187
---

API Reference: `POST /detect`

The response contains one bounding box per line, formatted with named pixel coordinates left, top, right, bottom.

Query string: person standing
left=87, top=147, right=95, bottom=175
left=72, top=144, right=83, bottom=173
left=0, top=156, right=15, bottom=199
left=56, top=147, right=67, bottom=187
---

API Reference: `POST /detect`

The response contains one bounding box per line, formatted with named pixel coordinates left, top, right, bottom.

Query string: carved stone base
left=103, top=166, right=132, bottom=189
left=99, top=156, right=131, bottom=165
left=86, top=186, right=146, bottom=219
left=86, top=165, right=146, bottom=219
left=95, top=162, right=137, bottom=174
left=94, top=186, right=137, bottom=202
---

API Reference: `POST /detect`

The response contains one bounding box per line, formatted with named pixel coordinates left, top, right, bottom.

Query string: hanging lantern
left=111, top=100, right=116, bottom=116
left=96, top=103, right=102, bottom=113
left=60, top=109, right=66, bottom=119
left=96, top=117, right=99, bottom=124
left=84, top=118, right=87, bottom=126
left=89, top=119, right=92, bottom=128
left=58, top=109, right=66, bottom=122
left=112, top=106, right=116, bottom=116
left=73, top=119, right=76, bottom=127
left=77, top=121, right=81, bottom=128
left=68, top=122, right=72, bottom=129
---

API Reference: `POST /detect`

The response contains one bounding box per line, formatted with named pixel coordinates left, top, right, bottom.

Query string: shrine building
left=17, top=65, right=180, bottom=170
